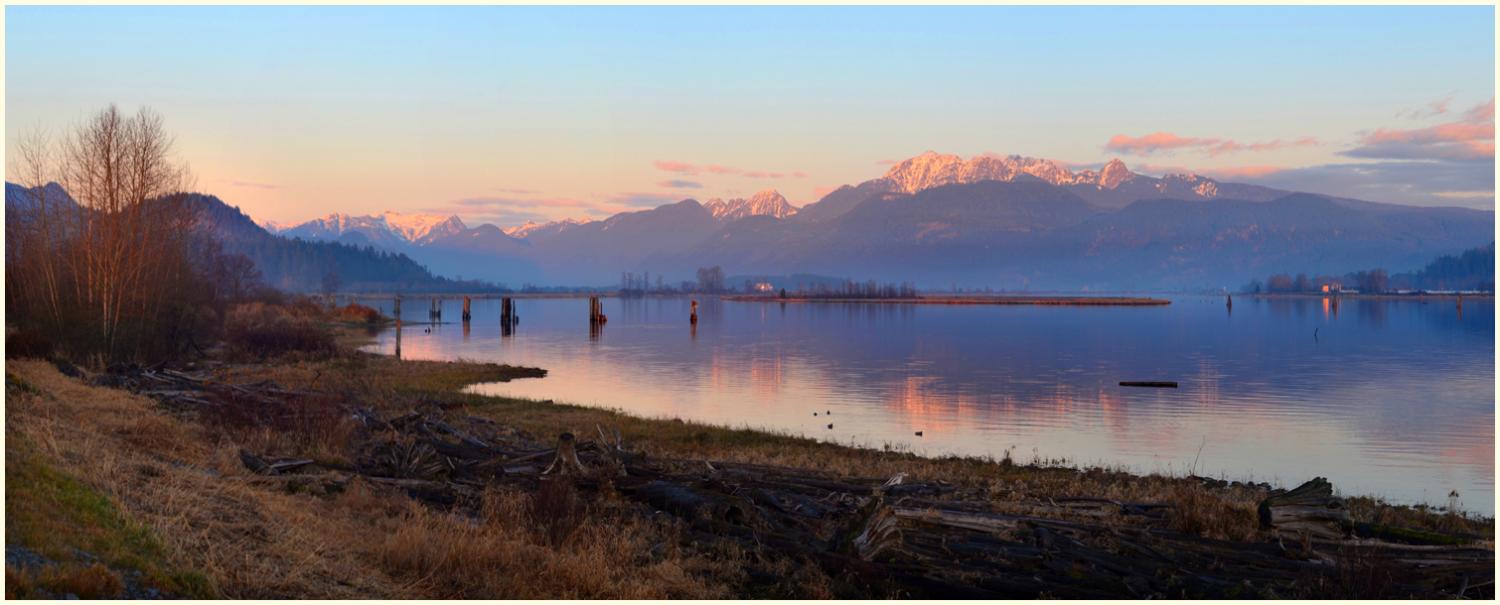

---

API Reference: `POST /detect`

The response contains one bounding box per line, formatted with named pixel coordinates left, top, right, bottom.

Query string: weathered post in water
left=500, top=296, right=515, bottom=334
left=690, top=299, right=699, bottom=325
left=462, top=296, right=471, bottom=323
left=429, top=297, right=441, bottom=322
left=588, top=296, right=607, bottom=326
left=1226, top=294, right=1232, bottom=312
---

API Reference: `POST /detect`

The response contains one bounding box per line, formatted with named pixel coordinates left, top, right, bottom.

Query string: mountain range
left=261, top=151, right=1491, bottom=290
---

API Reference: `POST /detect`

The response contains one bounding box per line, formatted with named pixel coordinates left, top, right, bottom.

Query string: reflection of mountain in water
left=361, top=295, right=1494, bottom=512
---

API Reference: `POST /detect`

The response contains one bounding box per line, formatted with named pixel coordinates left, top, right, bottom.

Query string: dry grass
left=5, top=358, right=738, bottom=598
left=6, top=360, right=400, bottom=598
left=10, top=346, right=1490, bottom=598
left=223, top=353, right=1482, bottom=546
left=7, top=562, right=124, bottom=599
left=366, top=486, right=732, bottom=598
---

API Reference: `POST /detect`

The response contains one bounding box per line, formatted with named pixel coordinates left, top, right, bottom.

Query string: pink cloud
left=1106, top=132, right=1219, bottom=154
left=1107, top=132, right=1318, bottom=157
left=1203, top=165, right=1287, bottom=179
left=652, top=160, right=806, bottom=179
left=653, top=160, right=698, bottom=174
left=1397, top=96, right=1454, bottom=120
left=1465, top=99, right=1495, bottom=123
left=1365, top=122, right=1494, bottom=145
left=1345, top=98, right=1495, bottom=161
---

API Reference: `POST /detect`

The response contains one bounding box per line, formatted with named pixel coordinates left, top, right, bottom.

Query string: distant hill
left=188, top=193, right=471, bottom=292
left=1396, top=243, right=1495, bottom=291
left=461, top=152, right=1492, bottom=288
left=5, top=182, right=495, bottom=293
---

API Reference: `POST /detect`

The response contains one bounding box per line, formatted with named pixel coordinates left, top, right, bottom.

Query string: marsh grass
left=5, top=359, right=737, bottom=598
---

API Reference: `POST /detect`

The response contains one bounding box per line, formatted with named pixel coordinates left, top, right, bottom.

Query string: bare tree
left=7, top=104, right=199, bottom=362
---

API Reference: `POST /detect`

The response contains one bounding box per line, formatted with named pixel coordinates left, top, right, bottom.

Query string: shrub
left=7, top=327, right=54, bottom=359
left=224, top=303, right=337, bottom=360
left=334, top=303, right=382, bottom=326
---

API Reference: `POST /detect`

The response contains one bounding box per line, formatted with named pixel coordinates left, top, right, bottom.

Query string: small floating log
left=1120, top=381, right=1178, bottom=388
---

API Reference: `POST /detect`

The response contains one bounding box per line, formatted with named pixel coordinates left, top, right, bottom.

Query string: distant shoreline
left=723, top=295, right=1171, bottom=306
left=1249, top=292, right=1493, bottom=300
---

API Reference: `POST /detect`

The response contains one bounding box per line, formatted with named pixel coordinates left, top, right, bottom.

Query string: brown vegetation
left=223, top=302, right=339, bottom=360
left=6, top=106, right=207, bottom=364
left=8, top=325, right=1489, bottom=598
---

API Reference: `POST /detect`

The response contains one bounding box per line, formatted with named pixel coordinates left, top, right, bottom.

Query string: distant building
left=754, top=282, right=775, bottom=292
left=1321, top=282, right=1343, bottom=293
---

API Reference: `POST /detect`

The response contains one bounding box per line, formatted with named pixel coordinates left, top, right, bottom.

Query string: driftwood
left=1258, top=477, right=1353, bottom=540
left=541, top=433, right=586, bottom=475
left=100, top=363, right=1494, bottom=599
left=238, top=449, right=314, bottom=475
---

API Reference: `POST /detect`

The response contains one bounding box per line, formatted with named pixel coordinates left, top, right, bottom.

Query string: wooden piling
left=462, top=296, right=472, bottom=323
left=588, top=296, right=607, bottom=325
left=430, top=297, right=441, bottom=322
left=690, top=299, right=699, bottom=325
left=501, top=297, right=515, bottom=336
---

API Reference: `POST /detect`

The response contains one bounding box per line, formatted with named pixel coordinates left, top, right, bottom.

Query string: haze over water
left=363, top=295, right=1495, bottom=514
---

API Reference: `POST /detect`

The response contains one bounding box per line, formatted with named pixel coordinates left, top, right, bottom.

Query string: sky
left=5, top=5, right=1495, bottom=228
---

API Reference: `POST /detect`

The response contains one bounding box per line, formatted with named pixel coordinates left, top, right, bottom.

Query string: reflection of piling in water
left=462, top=296, right=471, bottom=323
left=429, top=297, right=441, bottom=322
left=393, top=296, right=402, bottom=328
left=1457, top=295, right=1463, bottom=319
left=394, top=322, right=403, bottom=359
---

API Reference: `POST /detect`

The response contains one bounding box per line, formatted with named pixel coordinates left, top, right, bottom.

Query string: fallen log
left=1257, top=477, right=1352, bottom=540
left=238, top=449, right=315, bottom=475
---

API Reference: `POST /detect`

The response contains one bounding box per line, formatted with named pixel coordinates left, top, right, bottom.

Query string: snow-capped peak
left=378, top=211, right=466, bottom=243
left=881, top=152, right=1140, bottom=193
left=704, top=189, right=798, bottom=221
left=280, top=210, right=466, bottom=245
left=503, top=217, right=593, bottom=239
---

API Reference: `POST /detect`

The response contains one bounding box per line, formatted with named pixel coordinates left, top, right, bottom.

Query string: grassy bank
left=5, top=314, right=1492, bottom=597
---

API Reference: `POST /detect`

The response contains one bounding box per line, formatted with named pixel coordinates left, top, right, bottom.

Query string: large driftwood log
left=1258, top=477, right=1352, bottom=540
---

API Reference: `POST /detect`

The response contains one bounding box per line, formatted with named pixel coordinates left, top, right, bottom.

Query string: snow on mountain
left=703, top=189, right=798, bottom=221
left=881, top=151, right=1143, bottom=194
left=381, top=211, right=467, bottom=243
left=503, top=218, right=594, bottom=240
left=281, top=211, right=467, bottom=246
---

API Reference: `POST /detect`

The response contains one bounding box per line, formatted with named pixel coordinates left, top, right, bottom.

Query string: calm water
left=360, top=295, right=1495, bottom=514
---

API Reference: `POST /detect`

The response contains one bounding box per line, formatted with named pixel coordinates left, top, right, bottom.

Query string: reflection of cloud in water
left=359, top=295, right=1494, bottom=513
